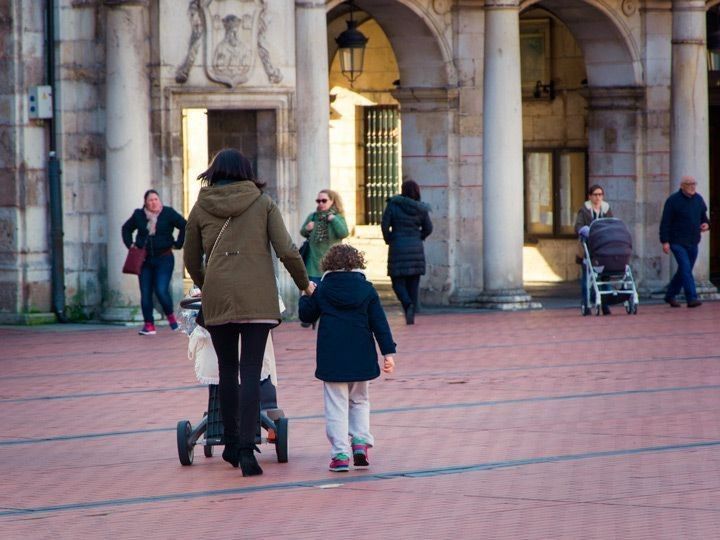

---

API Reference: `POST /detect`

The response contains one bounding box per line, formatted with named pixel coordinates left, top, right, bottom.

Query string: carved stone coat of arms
left=176, top=0, right=283, bottom=87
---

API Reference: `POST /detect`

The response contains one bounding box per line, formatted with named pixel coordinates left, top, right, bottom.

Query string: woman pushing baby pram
left=183, top=149, right=314, bottom=476
left=575, top=195, right=639, bottom=316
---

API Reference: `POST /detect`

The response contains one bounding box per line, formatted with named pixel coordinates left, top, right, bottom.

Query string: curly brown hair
left=320, top=244, right=366, bottom=272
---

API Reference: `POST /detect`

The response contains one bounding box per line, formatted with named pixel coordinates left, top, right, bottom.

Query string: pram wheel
left=177, top=420, right=195, bottom=466
left=203, top=444, right=213, bottom=458
left=595, top=305, right=601, bottom=316
left=625, top=297, right=638, bottom=315
left=274, top=417, right=289, bottom=463
left=581, top=304, right=591, bottom=316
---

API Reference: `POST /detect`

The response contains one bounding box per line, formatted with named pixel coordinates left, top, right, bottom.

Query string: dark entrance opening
left=709, top=104, right=720, bottom=286
left=207, top=109, right=278, bottom=200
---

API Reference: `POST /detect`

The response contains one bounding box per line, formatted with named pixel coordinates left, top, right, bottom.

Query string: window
left=524, top=149, right=587, bottom=238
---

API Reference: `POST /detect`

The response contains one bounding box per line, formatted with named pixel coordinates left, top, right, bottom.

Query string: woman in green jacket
left=184, top=148, right=313, bottom=476
left=300, top=189, right=349, bottom=281
left=299, top=189, right=348, bottom=328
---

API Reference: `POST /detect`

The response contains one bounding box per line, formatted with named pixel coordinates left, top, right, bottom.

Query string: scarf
left=312, top=209, right=336, bottom=243
left=144, top=206, right=162, bottom=236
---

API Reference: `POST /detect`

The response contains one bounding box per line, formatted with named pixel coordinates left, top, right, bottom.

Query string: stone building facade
left=1, top=0, right=718, bottom=322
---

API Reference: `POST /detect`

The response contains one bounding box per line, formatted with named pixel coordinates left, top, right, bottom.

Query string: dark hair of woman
left=321, top=244, right=367, bottom=272
left=143, top=189, right=159, bottom=202
left=587, top=184, right=604, bottom=196
left=401, top=180, right=421, bottom=201
left=197, top=148, right=266, bottom=190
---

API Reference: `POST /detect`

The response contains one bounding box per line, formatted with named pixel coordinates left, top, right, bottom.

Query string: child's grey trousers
left=323, top=381, right=375, bottom=458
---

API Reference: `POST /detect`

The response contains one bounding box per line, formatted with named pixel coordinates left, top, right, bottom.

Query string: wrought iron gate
left=363, top=105, right=400, bottom=225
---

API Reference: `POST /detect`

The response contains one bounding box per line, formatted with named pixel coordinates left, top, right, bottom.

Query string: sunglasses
left=316, top=199, right=329, bottom=203
left=590, top=192, right=604, bottom=196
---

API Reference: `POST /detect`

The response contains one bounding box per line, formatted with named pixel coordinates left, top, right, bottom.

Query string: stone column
left=478, top=0, right=533, bottom=308
left=670, top=0, right=716, bottom=296
left=102, top=0, right=152, bottom=321
left=295, top=1, right=330, bottom=221
left=392, top=87, right=457, bottom=306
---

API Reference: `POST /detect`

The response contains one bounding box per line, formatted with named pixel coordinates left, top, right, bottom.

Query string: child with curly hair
left=299, top=243, right=396, bottom=472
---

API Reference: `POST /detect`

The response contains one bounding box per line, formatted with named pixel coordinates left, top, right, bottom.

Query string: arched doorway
left=326, top=0, right=454, bottom=299
left=519, top=0, right=646, bottom=289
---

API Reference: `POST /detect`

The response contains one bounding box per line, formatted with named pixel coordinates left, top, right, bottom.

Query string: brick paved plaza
left=1, top=300, right=719, bottom=539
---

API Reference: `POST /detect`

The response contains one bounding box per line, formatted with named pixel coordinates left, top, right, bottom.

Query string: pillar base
left=649, top=280, right=720, bottom=301
left=0, top=312, right=58, bottom=325
left=696, top=280, right=720, bottom=300
left=100, top=306, right=145, bottom=323
left=454, top=288, right=542, bottom=310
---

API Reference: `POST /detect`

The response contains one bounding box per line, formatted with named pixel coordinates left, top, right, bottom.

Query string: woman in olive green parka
left=184, top=148, right=313, bottom=477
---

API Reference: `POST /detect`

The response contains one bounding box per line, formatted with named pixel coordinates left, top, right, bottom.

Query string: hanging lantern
left=335, top=1, right=368, bottom=83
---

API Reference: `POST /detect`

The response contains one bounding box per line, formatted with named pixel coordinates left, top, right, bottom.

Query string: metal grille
left=363, top=105, right=400, bottom=225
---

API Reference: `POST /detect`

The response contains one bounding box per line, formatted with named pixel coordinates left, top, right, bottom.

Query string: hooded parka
left=298, top=271, right=396, bottom=382
left=381, top=195, right=433, bottom=277
left=184, top=181, right=309, bottom=326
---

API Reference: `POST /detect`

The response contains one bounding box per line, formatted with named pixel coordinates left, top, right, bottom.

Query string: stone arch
left=325, top=0, right=457, bottom=303
left=520, top=0, right=642, bottom=86
left=326, top=0, right=455, bottom=87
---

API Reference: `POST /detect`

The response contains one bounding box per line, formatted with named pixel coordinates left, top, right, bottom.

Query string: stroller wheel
left=581, top=304, right=591, bottom=316
left=274, top=417, right=289, bottom=463
left=595, top=305, right=601, bottom=316
left=176, top=420, right=195, bottom=466
left=203, top=444, right=213, bottom=458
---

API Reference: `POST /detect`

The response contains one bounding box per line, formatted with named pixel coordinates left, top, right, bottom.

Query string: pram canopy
left=587, top=218, right=632, bottom=272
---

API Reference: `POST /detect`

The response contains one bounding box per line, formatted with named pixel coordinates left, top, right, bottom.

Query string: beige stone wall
left=57, top=1, right=106, bottom=316
left=0, top=0, right=52, bottom=318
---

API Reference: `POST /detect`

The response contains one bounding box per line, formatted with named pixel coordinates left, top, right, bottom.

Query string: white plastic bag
left=188, top=325, right=277, bottom=386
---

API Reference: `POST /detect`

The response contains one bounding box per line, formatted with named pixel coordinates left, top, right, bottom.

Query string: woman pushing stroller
left=575, top=184, right=613, bottom=315
left=184, top=148, right=314, bottom=476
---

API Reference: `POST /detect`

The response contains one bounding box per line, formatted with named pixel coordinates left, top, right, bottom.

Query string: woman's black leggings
left=207, top=323, right=274, bottom=448
left=391, top=275, right=420, bottom=310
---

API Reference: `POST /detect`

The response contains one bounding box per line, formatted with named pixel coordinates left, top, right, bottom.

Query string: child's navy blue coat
left=299, top=271, right=396, bottom=382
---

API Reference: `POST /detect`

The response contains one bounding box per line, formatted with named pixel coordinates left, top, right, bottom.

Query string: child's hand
left=382, top=355, right=395, bottom=374
left=302, top=282, right=317, bottom=296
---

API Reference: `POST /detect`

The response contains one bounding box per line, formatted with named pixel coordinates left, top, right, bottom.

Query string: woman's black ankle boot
left=222, top=442, right=240, bottom=468
left=238, top=448, right=263, bottom=477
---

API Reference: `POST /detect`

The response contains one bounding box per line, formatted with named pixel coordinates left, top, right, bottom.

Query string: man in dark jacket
left=659, top=176, right=710, bottom=308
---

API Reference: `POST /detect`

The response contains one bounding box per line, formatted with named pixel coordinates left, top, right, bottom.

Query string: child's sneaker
left=167, top=313, right=179, bottom=331
left=351, top=438, right=369, bottom=468
left=138, top=323, right=156, bottom=336
left=329, top=453, right=350, bottom=472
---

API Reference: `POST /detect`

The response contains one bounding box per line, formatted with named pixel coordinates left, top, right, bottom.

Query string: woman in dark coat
left=122, top=189, right=187, bottom=335
left=380, top=180, right=433, bottom=324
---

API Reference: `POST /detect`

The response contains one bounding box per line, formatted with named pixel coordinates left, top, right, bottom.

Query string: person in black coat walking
left=299, top=244, right=396, bottom=472
left=659, top=175, right=710, bottom=308
left=381, top=180, right=433, bottom=324
left=122, top=189, right=187, bottom=335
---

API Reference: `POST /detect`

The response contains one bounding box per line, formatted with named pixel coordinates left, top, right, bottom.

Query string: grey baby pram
left=175, top=297, right=289, bottom=466
left=580, top=218, right=639, bottom=316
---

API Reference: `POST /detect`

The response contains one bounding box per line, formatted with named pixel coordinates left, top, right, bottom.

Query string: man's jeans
left=139, top=253, right=175, bottom=322
left=666, top=243, right=699, bottom=302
